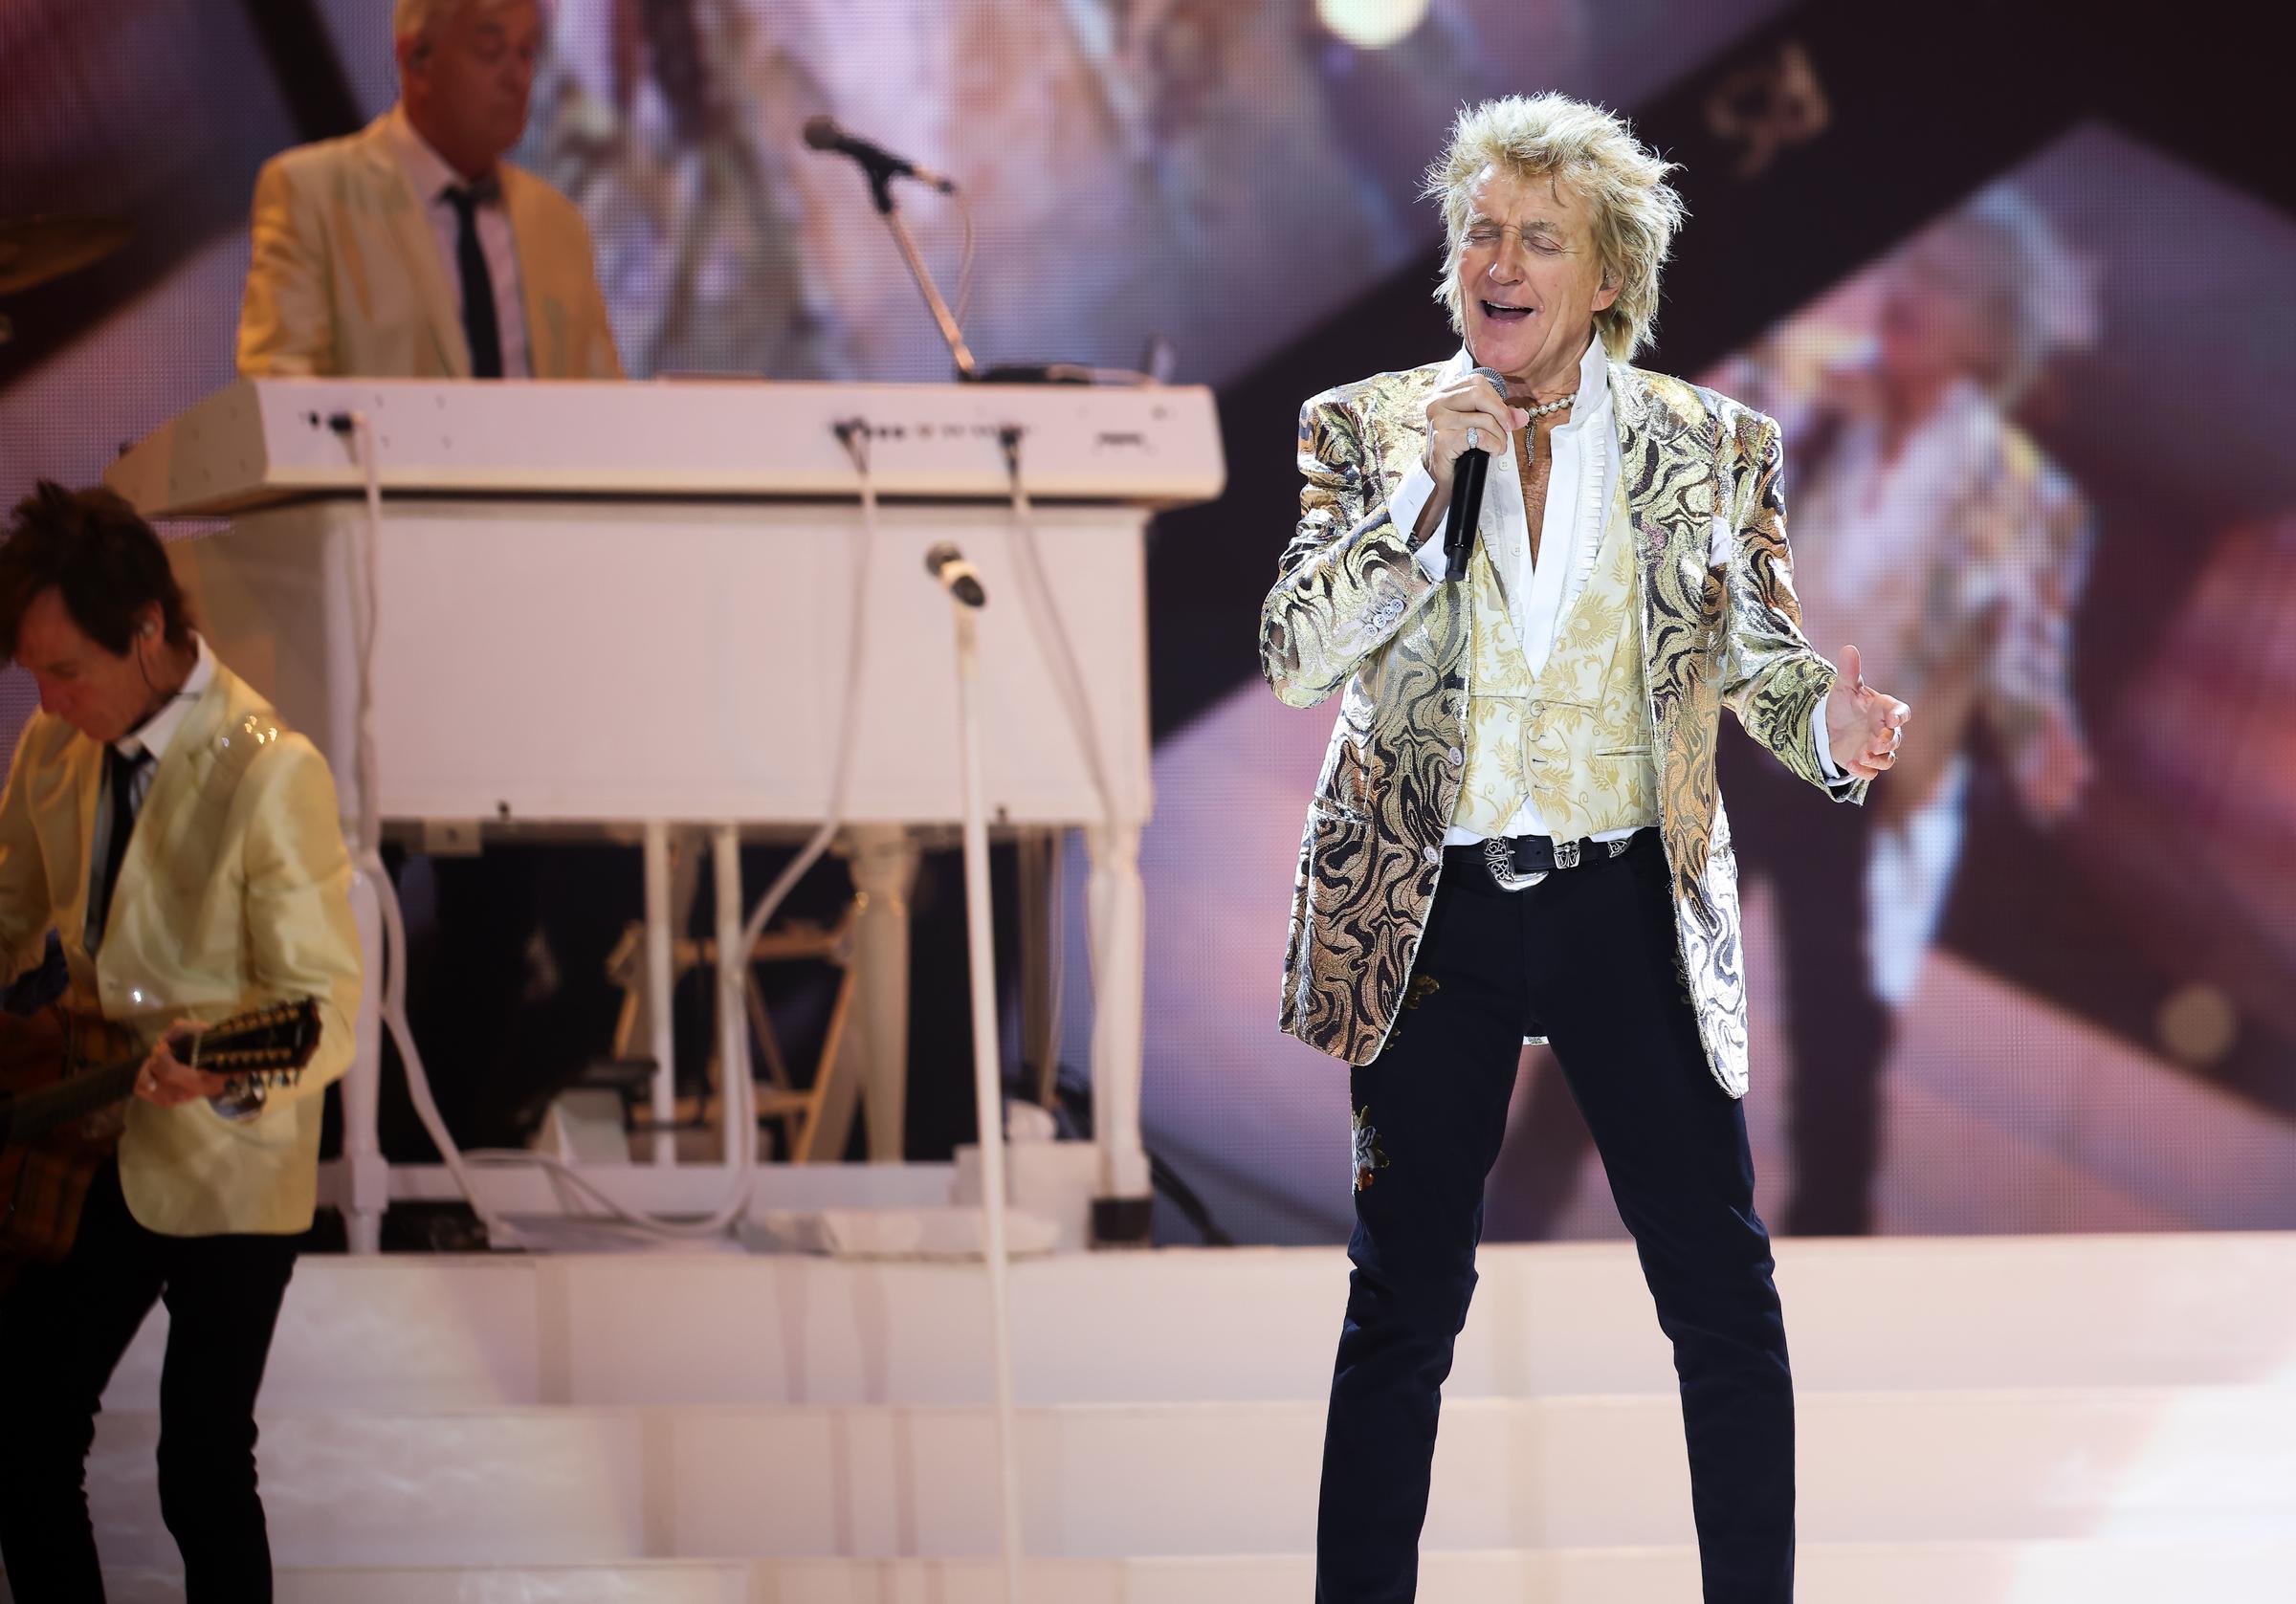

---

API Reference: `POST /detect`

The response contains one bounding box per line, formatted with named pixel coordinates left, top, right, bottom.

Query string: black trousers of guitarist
left=0, top=1156, right=296, bottom=1602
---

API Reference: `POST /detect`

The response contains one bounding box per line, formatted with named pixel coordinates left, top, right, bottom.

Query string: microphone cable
left=330, top=411, right=882, bottom=1244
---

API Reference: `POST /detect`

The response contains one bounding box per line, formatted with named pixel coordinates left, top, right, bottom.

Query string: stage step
left=79, top=1387, right=2294, bottom=1567
left=68, top=1563, right=750, bottom=1604
left=747, top=1537, right=2296, bottom=1603
left=48, top=1539, right=2296, bottom=1604
left=102, top=1232, right=2296, bottom=1410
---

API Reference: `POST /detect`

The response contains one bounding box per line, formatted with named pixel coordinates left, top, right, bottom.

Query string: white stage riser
left=101, top=1235, right=2296, bottom=1412
left=36, top=1542, right=2296, bottom=1604
left=79, top=1389, right=2295, bottom=1566
left=23, top=1565, right=751, bottom=1604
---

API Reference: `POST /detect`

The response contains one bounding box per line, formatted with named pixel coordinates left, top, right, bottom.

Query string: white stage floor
left=29, top=1231, right=2296, bottom=1601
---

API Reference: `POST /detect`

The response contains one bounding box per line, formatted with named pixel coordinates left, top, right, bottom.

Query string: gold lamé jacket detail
left=1453, top=479, right=1658, bottom=841
left=1260, top=359, right=1866, bottom=1093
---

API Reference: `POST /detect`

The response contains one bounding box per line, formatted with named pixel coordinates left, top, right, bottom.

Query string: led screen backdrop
left=1134, top=125, right=2296, bottom=1243
left=3, top=3, right=2291, bottom=1241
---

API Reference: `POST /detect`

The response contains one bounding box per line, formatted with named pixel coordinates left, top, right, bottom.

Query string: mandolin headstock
left=181, top=998, right=322, bottom=1090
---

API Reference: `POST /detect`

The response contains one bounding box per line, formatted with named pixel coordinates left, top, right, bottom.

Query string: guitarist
left=0, top=482, right=363, bottom=1602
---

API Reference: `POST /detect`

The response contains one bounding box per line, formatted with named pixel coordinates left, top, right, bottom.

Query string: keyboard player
left=236, top=0, right=621, bottom=382
left=234, top=0, right=630, bottom=1176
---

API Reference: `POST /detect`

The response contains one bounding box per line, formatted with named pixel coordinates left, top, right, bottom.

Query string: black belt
left=1443, top=826, right=1651, bottom=892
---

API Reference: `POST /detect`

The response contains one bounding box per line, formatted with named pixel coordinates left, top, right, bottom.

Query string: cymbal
left=0, top=215, right=132, bottom=297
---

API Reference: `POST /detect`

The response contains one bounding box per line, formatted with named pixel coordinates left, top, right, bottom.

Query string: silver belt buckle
left=1483, top=838, right=1547, bottom=892
left=1554, top=839, right=1582, bottom=870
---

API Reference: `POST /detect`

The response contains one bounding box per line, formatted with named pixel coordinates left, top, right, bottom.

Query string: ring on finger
left=1467, top=425, right=1480, bottom=451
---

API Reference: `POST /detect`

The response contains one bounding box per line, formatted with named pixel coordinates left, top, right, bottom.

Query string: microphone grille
left=1469, top=365, right=1509, bottom=395
left=802, top=115, right=842, bottom=150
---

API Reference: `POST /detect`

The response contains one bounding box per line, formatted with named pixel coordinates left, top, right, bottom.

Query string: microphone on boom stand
left=804, top=113, right=979, bottom=380
left=803, top=115, right=1159, bottom=386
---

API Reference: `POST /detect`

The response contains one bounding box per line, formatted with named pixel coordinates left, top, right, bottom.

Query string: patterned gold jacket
left=1260, top=358, right=1866, bottom=1094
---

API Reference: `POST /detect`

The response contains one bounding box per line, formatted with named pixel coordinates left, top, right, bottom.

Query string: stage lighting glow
left=1316, top=0, right=1432, bottom=51
left=2157, top=983, right=2239, bottom=1066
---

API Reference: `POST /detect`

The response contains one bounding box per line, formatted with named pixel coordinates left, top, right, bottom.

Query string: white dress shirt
left=384, top=106, right=532, bottom=379
left=87, top=633, right=217, bottom=944
left=1385, top=336, right=1840, bottom=845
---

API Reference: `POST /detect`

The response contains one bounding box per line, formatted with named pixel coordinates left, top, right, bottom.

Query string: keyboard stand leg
left=844, top=824, right=920, bottom=1163
left=1085, top=818, right=1152, bottom=1242
left=644, top=822, right=678, bottom=1167
left=343, top=863, right=387, bottom=1253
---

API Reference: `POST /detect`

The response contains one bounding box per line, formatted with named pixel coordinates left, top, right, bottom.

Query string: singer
left=1258, top=95, right=1910, bottom=1604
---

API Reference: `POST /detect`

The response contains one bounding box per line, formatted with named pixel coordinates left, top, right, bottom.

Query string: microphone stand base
left=1091, top=1193, right=1155, bottom=1248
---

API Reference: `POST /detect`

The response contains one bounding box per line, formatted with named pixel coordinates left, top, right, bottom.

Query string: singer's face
left=1455, top=167, right=1618, bottom=392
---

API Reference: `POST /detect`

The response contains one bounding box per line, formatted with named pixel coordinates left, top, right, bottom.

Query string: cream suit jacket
left=236, top=112, right=623, bottom=381
left=1260, top=360, right=1866, bottom=1094
left=0, top=664, right=363, bottom=1236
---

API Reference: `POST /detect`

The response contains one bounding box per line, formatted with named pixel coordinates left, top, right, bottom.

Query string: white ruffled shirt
left=1386, top=335, right=1838, bottom=846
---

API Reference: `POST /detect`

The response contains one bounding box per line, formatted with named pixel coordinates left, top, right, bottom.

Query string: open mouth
left=1480, top=301, right=1534, bottom=324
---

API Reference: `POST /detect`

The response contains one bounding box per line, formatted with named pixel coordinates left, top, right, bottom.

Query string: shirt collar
left=115, top=633, right=215, bottom=766
left=386, top=103, right=491, bottom=205
left=1552, top=331, right=1617, bottom=439
left=1444, top=332, right=1617, bottom=435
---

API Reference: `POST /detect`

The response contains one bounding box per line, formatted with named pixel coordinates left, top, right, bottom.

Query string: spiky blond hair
left=1424, top=94, right=1687, bottom=360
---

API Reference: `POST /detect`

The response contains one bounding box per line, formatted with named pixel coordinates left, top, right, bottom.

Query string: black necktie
left=93, top=745, right=153, bottom=949
left=443, top=183, right=504, bottom=380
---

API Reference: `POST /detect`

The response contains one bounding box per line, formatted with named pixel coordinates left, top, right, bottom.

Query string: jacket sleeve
left=568, top=211, right=626, bottom=381
left=0, top=719, right=55, bottom=987
left=1719, top=412, right=1866, bottom=802
left=234, top=737, right=362, bottom=1111
left=237, top=155, right=337, bottom=378
left=1259, top=393, right=1440, bottom=709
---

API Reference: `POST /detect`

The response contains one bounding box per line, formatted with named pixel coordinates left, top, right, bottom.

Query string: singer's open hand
left=1416, top=375, right=1529, bottom=538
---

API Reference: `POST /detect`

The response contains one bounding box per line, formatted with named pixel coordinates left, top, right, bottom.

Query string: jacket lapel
left=109, top=675, right=238, bottom=917
left=1616, top=363, right=1709, bottom=788
left=62, top=738, right=101, bottom=941
left=1615, top=363, right=1716, bottom=648
left=503, top=166, right=558, bottom=378
left=355, top=118, right=469, bottom=378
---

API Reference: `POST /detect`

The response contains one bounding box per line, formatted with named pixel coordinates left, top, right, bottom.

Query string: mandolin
left=0, top=1000, right=320, bottom=1266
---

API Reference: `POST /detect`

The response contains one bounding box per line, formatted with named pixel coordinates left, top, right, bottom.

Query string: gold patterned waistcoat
left=1451, top=482, right=1661, bottom=841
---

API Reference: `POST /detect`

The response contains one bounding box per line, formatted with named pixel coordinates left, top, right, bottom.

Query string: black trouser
left=0, top=1158, right=298, bottom=1603
left=1315, top=832, right=1795, bottom=1604
left=1719, top=741, right=1895, bottom=1237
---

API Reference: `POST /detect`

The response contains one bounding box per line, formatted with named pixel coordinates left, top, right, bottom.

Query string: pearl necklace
left=1519, top=390, right=1577, bottom=420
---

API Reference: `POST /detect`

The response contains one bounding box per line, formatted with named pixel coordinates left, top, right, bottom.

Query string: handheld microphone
left=925, top=542, right=987, bottom=607
left=1441, top=365, right=1511, bottom=583
left=803, top=115, right=957, bottom=195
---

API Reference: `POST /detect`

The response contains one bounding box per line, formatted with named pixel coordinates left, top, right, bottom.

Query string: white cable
left=953, top=188, right=978, bottom=337
left=1000, top=433, right=1116, bottom=818
left=342, top=412, right=519, bottom=1247
left=740, top=423, right=879, bottom=960
left=999, top=431, right=1115, bottom=1101
left=336, top=416, right=881, bottom=1242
